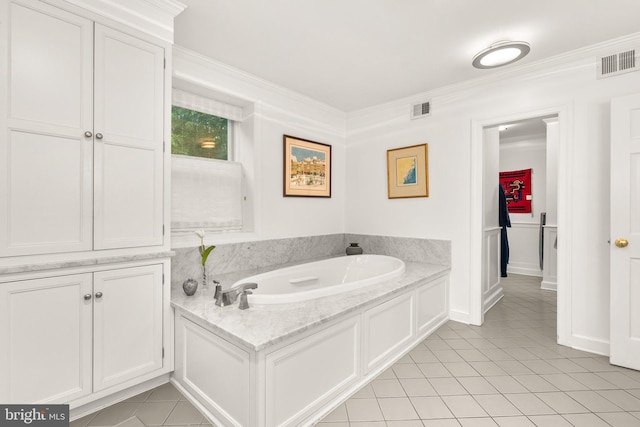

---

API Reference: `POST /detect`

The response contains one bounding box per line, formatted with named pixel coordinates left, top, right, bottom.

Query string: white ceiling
left=174, top=0, right=640, bottom=112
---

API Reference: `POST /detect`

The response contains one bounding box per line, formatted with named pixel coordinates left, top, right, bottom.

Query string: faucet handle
left=238, top=290, right=252, bottom=310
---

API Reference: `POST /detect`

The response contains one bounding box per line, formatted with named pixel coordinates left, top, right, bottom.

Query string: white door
left=0, top=0, right=94, bottom=256
left=93, top=264, right=163, bottom=391
left=0, top=274, right=93, bottom=403
left=93, top=25, right=165, bottom=249
left=610, top=93, right=640, bottom=370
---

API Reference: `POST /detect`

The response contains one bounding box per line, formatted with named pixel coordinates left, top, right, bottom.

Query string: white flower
left=194, top=230, right=205, bottom=239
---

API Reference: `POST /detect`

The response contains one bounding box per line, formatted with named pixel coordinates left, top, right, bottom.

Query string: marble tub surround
left=171, top=260, right=450, bottom=351
left=345, top=233, right=451, bottom=266
left=171, top=233, right=451, bottom=288
left=171, top=234, right=345, bottom=287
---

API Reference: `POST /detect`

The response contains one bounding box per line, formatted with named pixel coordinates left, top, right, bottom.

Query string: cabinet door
left=93, top=264, right=163, bottom=391
left=0, top=274, right=93, bottom=403
left=0, top=0, right=93, bottom=256
left=93, top=25, right=165, bottom=250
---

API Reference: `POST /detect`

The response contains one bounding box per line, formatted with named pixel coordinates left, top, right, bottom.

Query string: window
left=171, top=106, right=229, bottom=160
left=171, top=89, right=244, bottom=234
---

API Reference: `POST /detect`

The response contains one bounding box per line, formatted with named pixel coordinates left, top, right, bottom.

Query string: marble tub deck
left=170, top=258, right=450, bottom=352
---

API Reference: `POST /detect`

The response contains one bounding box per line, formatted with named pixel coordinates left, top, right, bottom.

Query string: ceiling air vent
left=410, top=101, right=431, bottom=120
left=597, top=49, right=638, bottom=79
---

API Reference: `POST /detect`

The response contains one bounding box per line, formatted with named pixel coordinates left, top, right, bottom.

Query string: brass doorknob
left=615, top=238, right=629, bottom=248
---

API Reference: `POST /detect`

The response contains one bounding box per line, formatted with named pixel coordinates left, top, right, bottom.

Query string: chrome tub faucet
left=215, top=282, right=258, bottom=308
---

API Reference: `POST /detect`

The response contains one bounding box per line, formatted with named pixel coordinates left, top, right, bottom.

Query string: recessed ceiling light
left=472, top=41, right=530, bottom=69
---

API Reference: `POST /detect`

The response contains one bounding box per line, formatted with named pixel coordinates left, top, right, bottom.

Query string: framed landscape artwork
left=283, top=135, right=331, bottom=197
left=387, top=143, right=429, bottom=199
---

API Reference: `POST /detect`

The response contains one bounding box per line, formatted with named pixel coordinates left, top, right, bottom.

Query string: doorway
left=470, top=105, right=571, bottom=348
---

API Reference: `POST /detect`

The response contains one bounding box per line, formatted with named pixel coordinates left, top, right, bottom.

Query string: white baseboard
left=569, top=334, right=610, bottom=357
left=448, top=309, right=471, bottom=325
left=508, top=265, right=542, bottom=277
left=541, top=280, right=557, bottom=291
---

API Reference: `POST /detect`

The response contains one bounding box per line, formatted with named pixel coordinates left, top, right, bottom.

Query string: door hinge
left=162, top=273, right=165, bottom=284
left=162, top=347, right=165, bottom=358
left=163, top=225, right=165, bottom=236
left=163, top=58, right=166, bottom=69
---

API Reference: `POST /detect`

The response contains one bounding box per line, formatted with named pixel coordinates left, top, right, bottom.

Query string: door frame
left=469, top=104, right=572, bottom=346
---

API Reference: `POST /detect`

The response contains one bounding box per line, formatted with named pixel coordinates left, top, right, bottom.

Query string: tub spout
left=215, top=282, right=257, bottom=307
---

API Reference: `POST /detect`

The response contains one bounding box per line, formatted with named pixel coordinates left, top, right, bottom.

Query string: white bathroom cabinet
left=173, top=273, right=449, bottom=427
left=0, top=0, right=165, bottom=256
left=0, top=262, right=166, bottom=404
left=0, top=0, right=183, bottom=418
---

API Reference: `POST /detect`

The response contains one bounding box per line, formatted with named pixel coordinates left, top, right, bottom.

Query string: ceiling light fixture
left=472, top=41, right=530, bottom=69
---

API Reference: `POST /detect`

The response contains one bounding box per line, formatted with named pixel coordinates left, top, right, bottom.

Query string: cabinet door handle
left=84, top=294, right=92, bottom=300
left=95, top=133, right=103, bottom=140
left=95, top=291, right=103, bottom=299
left=84, top=131, right=93, bottom=138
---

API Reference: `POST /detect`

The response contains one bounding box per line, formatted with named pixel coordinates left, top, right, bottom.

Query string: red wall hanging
left=499, top=168, right=532, bottom=213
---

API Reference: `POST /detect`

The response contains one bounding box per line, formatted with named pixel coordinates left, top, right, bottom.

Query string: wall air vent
left=597, top=49, right=638, bottom=79
left=410, top=101, right=431, bottom=119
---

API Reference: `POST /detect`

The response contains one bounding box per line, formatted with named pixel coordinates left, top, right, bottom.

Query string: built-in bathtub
left=231, top=255, right=406, bottom=304
left=171, top=256, right=450, bottom=427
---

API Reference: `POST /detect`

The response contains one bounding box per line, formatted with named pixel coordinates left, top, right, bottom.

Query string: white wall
left=171, top=47, right=347, bottom=246
left=499, top=137, right=547, bottom=277
left=344, top=36, right=640, bottom=354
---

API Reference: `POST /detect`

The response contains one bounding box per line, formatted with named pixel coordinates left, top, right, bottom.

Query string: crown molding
left=61, top=0, right=186, bottom=43
left=173, top=46, right=346, bottom=130
left=347, top=32, right=640, bottom=131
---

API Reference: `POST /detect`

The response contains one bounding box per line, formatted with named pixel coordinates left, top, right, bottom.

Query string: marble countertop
left=171, top=259, right=450, bottom=352
left=0, top=250, right=175, bottom=276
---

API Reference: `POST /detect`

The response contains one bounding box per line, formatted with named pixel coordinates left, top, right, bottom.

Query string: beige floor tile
left=428, top=378, right=468, bottom=396
left=87, top=403, right=140, bottom=427
left=410, top=396, right=455, bottom=419
left=372, top=379, right=407, bottom=398
left=441, top=395, right=487, bottom=418
left=526, top=415, right=573, bottom=427
left=387, top=420, right=426, bottom=427
left=456, top=349, right=490, bottom=363
left=349, top=422, right=386, bottom=427
left=457, top=377, right=499, bottom=395
left=114, top=416, right=146, bottom=427
left=422, top=419, right=461, bottom=427
left=473, top=394, right=521, bottom=417
left=147, top=383, right=183, bottom=402
left=316, top=423, right=349, bottom=427
left=468, top=362, right=507, bottom=377
left=596, top=411, right=640, bottom=426
left=540, top=373, right=590, bottom=391
left=433, top=350, right=464, bottom=363
left=597, top=389, right=640, bottom=411
left=443, top=362, right=480, bottom=377
left=419, top=363, right=453, bottom=378
left=134, top=401, right=177, bottom=425
left=399, top=378, right=439, bottom=397
left=164, top=401, right=204, bottom=425
left=352, top=384, right=376, bottom=398
left=70, top=414, right=96, bottom=427
left=124, top=390, right=154, bottom=403
left=567, top=372, right=617, bottom=390
left=410, top=350, right=439, bottom=363
left=493, top=416, right=536, bottom=427
left=345, top=398, right=384, bottom=422
left=485, top=376, right=528, bottom=394
left=566, top=390, right=623, bottom=412
left=534, top=391, right=588, bottom=414
left=394, top=363, right=426, bottom=379
left=457, top=418, right=499, bottom=427
left=511, top=374, right=557, bottom=392
left=503, top=393, right=555, bottom=416
left=378, top=397, right=420, bottom=420
left=321, top=403, right=348, bottom=422
left=561, top=413, right=611, bottom=426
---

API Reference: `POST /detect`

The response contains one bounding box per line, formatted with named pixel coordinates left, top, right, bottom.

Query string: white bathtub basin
left=231, top=254, right=406, bottom=304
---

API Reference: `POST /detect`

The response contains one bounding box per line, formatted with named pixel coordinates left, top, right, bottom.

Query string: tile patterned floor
left=72, top=274, right=640, bottom=426
left=318, top=274, right=640, bottom=427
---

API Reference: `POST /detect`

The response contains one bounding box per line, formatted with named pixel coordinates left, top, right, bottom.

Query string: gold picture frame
left=283, top=135, right=331, bottom=197
left=387, top=143, right=429, bottom=199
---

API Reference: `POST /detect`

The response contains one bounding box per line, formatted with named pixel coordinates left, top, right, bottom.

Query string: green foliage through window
left=171, top=106, right=229, bottom=160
